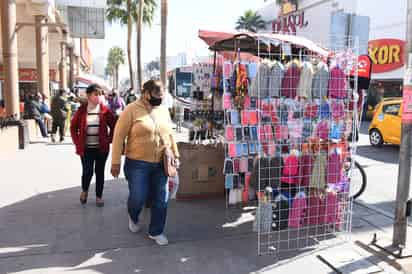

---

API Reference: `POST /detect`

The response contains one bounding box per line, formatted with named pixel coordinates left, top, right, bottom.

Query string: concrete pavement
left=0, top=133, right=411, bottom=273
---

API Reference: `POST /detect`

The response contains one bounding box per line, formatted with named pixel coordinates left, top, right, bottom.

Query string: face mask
left=148, top=94, right=162, bottom=106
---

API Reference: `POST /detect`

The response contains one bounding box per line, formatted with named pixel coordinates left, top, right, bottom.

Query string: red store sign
left=368, top=39, right=406, bottom=73
left=272, top=11, right=308, bottom=34
left=0, top=67, right=57, bottom=82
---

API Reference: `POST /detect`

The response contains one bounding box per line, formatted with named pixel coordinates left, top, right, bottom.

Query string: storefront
left=258, top=0, right=407, bottom=115
left=0, top=67, right=59, bottom=102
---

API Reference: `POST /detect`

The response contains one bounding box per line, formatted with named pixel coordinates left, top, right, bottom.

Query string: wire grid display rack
left=222, top=35, right=360, bottom=256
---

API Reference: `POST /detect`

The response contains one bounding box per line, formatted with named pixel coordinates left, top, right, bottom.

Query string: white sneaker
left=128, top=216, right=140, bottom=233
left=149, top=234, right=169, bottom=246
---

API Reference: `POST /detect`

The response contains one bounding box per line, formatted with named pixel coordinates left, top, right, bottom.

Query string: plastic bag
left=168, top=174, right=179, bottom=200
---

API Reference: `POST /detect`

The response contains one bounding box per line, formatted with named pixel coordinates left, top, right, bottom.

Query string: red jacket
left=70, top=103, right=116, bottom=156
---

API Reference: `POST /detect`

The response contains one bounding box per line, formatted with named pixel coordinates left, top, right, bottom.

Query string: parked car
left=369, top=98, right=402, bottom=146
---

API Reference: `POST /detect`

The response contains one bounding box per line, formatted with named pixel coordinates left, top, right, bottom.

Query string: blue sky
left=90, top=0, right=264, bottom=78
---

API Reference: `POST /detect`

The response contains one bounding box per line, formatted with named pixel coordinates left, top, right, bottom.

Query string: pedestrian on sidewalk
left=70, top=84, right=117, bottom=207
left=111, top=80, right=180, bottom=246
left=108, top=89, right=126, bottom=117
left=50, top=89, right=68, bottom=143
left=125, top=88, right=138, bottom=105
left=24, top=94, right=48, bottom=138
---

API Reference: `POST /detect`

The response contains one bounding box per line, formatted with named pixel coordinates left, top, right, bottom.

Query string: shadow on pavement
left=0, top=179, right=395, bottom=274
left=357, top=145, right=399, bottom=164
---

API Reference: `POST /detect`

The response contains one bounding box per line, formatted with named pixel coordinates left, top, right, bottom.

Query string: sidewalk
left=0, top=133, right=410, bottom=273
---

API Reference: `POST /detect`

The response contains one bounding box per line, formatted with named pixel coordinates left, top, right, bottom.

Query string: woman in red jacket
left=70, top=84, right=116, bottom=207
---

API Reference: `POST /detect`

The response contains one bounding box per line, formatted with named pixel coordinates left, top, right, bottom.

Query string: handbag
left=149, top=113, right=178, bottom=177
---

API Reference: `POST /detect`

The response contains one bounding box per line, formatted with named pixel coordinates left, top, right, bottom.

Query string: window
left=382, top=104, right=401, bottom=116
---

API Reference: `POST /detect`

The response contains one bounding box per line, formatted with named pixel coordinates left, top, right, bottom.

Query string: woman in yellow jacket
left=111, top=80, right=179, bottom=246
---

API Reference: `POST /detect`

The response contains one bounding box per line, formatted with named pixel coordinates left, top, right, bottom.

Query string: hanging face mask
left=148, top=94, right=162, bottom=106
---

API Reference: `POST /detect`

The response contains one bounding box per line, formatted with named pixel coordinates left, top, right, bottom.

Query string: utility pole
left=393, top=0, right=412, bottom=248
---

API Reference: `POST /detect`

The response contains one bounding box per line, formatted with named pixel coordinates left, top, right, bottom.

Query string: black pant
left=81, top=148, right=108, bottom=198
left=52, top=120, right=65, bottom=140
left=35, top=117, right=48, bottom=137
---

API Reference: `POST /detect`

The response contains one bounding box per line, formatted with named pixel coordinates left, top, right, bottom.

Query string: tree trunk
left=127, top=0, right=134, bottom=90
left=136, top=0, right=144, bottom=91
left=160, top=0, right=168, bottom=89
left=115, top=65, right=119, bottom=89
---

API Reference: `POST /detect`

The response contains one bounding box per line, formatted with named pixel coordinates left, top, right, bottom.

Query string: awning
left=199, top=30, right=329, bottom=58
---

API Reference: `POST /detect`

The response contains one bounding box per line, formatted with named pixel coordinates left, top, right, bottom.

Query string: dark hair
left=86, top=84, right=102, bottom=94
left=142, top=80, right=162, bottom=94
left=58, top=89, right=66, bottom=96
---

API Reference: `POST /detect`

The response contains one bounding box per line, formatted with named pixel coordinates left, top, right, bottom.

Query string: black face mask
left=148, top=94, right=162, bottom=106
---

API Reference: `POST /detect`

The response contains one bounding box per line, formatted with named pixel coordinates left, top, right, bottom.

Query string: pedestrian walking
left=111, top=80, right=180, bottom=246
left=50, top=89, right=68, bottom=142
left=24, top=94, right=48, bottom=137
left=70, top=84, right=116, bottom=207
left=108, top=89, right=126, bottom=116
left=125, top=88, right=138, bottom=105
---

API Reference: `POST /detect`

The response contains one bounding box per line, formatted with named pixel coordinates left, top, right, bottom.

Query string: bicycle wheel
left=349, top=161, right=367, bottom=200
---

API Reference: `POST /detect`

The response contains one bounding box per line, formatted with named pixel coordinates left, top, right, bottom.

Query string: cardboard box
left=176, top=142, right=225, bottom=200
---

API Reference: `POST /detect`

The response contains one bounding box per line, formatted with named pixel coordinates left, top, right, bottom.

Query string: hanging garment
left=288, top=192, right=308, bottom=228
left=223, top=158, right=234, bottom=174
left=236, top=143, right=243, bottom=157
left=254, top=200, right=273, bottom=233
left=225, top=126, right=234, bottom=142
left=319, top=101, right=331, bottom=120
left=257, top=157, right=271, bottom=190
left=243, top=127, right=251, bottom=141
left=275, top=125, right=289, bottom=141
left=310, top=151, right=328, bottom=190
left=249, top=110, right=259, bottom=125
left=315, top=120, right=330, bottom=140
left=242, top=143, right=249, bottom=156
left=264, top=124, right=274, bottom=140
left=223, top=93, right=232, bottom=109
left=280, top=154, right=299, bottom=184
left=281, top=62, right=301, bottom=99
left=299, top=153, right=314, bottom=187
left=312, top=62, right=329, bottom=99
left=231, top=110, right=240, bottom=125
left=331, top=100, right=345, bottom=120
left=250, top=62, right=271, bottom=97
left=225, top=174, right=234, bottom=189
left=323, top=191, right=341, bottom=228
left=278, top=103, right=289, bottom=125
left=297, top=61, right=314, bottom=99
left=223, top=62, right=233, bottom=79
left=304, top=194, right=326, bottom=226
left=243, top=173, right=252, bottom=202
left=241, top=110, right=249, bottom=125
left=228, top=144, right=237, bottom=158
left=244, top=95, right=251, bottom=109
left=233, top=158, right=240, bottom=173
left=302, top=118, right=314, bottom=139
left=329, top=121, right=344, bottom=140
left=239, top=157, right=249, bottom=173
left=235, top=126, right=243, bottom=141
left=247, top=63, right=258, bottom=79
left=250, top=126, right=258, bottom=141
left=249, top=143, right=256, bottom=155
left=288, top=111, right=303, bottom=142
left=270, top=156, right=284, bottom=188
left=272, top=193, right=290, bottom=231
left=304, top=103, right=319, bottom=119
left=328, top=66, right=347, bottom=99
left=327, top=149, right=343, bottom=184
left=268, top=61, right=284, bottom=98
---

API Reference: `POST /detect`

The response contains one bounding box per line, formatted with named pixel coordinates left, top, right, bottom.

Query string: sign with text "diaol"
left=368, top=39, right=406, bottom=73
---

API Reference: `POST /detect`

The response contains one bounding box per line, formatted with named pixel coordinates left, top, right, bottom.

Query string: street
left=356, top=121, right=405, bottom=217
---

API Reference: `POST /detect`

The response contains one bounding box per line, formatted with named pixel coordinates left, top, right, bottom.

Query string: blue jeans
left=124, top=159, right=168, bottom=236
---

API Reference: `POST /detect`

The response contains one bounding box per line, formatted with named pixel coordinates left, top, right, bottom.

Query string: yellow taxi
left=369, top=98, right=402, bottom=146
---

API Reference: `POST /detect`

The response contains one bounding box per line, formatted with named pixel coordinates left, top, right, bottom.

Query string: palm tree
left=107, top=46, right=125, bottom=89
left=136, top=0, right=144, bottom=90
left=106, top=0, right=157, bottom=90
left=160, top=0, right=167, bottom=89
left=235, top=9, right=266, bottom=33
